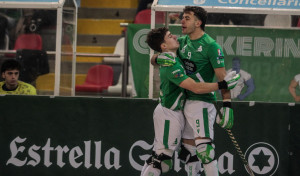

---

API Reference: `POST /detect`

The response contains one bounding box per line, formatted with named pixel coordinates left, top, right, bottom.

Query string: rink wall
left=0, top=95, right=299, bottom=175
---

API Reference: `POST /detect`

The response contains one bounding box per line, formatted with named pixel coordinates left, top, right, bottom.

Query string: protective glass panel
left=60, top=2, right=76, bottom=96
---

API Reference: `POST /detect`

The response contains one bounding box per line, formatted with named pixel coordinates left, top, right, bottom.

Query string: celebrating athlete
left=153, top=6, right=235, bottom=176
left=141, top=27, right=239, bottom=176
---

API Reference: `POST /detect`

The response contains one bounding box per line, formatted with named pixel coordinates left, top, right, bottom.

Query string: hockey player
left=141, top=27, right=239, bottom=176
left=153, top=6, right=236, bottom=176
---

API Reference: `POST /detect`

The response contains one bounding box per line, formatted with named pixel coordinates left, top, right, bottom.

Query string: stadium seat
left=107, top=72, right=132, bottom=95
left=6, top=33, right=42, bottom=57
left=75, top=64, right=113, bottom=92
left=134, top=9, right=165, bottom=24
left=103, top=37, right=125, bottom=64
left=14, top=33, right=43, bottom=50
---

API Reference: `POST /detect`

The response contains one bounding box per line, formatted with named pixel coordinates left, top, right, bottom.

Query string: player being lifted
left=153, top=6, right=235, bottom=176
left=141, top=27, right=239, bottom=176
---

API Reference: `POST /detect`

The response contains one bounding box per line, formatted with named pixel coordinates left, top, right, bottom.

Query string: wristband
left=218, top=80, right=228, bottom=89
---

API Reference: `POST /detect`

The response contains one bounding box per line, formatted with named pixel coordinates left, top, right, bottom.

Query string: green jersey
left=177, top=33, right=225, bottom=102
left=159, top=52, right=189, bottom=111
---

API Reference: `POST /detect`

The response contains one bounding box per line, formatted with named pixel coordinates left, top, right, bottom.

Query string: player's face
left=163, top=31, right=179, bottom=51
left=181, top=12, right=199, bottom=35
left=2, top=69, right=19, bottom=88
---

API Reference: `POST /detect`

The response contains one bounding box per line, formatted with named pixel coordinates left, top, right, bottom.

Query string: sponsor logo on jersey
left=197, top=46, right=203, bottom=52
left=217, top=49, right=222, bottom=56
left=217, top=59, right=224, bottom=64
left=218, top=49, right=223, bottom=56
left=183, top=59, right=196, bottom=74
left=174, top=73, right=184, bottom=78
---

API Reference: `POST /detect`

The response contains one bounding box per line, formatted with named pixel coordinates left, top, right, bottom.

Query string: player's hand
left=218, top=71, right=240, bottom=90
left=156, top=52, right=176, bottom=66
left=224, top=71, right=240, bottom=89
left=216, top=102, right=234, bottom=129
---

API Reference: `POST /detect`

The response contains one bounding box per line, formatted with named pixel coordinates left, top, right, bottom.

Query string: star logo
left=245, top=142, right=279, bottom=176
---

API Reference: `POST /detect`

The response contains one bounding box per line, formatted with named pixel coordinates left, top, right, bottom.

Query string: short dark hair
left=146, top=27, right=169, bottom=53
left=1, top=59, right=21, bottom=73
left=184, top=6, right=207, bottom=31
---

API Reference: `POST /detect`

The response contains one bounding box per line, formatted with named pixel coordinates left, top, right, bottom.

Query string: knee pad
left=146, top=152, right=173, bottom=173
left=178, top=145, right=199, bottom=164
left=196, top=142, right=215, bottom=164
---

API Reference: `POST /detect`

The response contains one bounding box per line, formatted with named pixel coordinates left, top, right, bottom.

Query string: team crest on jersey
left=181, top=45, right=187, bottom=53
left=197, top=46, right=202, bottom=52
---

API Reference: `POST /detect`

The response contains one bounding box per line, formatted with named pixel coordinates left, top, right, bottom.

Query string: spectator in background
left=289, top=74, right=300, bottom=102
left=227, top=57, right=255, bottom=100
left=0, top=59, right=37, bottom=95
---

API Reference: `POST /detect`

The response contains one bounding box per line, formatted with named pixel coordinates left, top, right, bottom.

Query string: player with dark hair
left=142, top=27, right=239, bottom=176
left=153, top=6, right=235, bottom=176
left=0, top=59, right=36, bottom=95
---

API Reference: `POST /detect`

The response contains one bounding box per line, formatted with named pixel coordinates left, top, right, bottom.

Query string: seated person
left=0, top=59, right=37, bottom=95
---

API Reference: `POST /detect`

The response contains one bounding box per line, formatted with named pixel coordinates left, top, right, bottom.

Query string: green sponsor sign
left=128, top=24, right=300, bottom=102
left=0, top=96, right=297, bottom=175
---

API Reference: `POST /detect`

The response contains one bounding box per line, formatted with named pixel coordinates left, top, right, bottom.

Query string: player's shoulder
left=19, top=81, right=37, bottom=95
left=19, top=81, right=37, bottom=90
left=202, top=34, right=221, bottom=50
left=203, top=33, right=216, bottom=44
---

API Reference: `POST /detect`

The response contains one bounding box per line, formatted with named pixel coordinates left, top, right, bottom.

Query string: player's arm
left=150, top=54, right=159, bottom=66
left=214, top=67, right=231, bottom=100
left=215, top=68, right=234, bottom=129
left=289, top=79, right=300, bottom=101
left=179, top=71, right=240, bottom=94
left=179, top=78, right=218, bottom=94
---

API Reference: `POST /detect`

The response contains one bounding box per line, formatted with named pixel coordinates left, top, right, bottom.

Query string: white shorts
left=153, top=104, right=185, bottom=153
left=182, top=100, right=216, bottom=140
